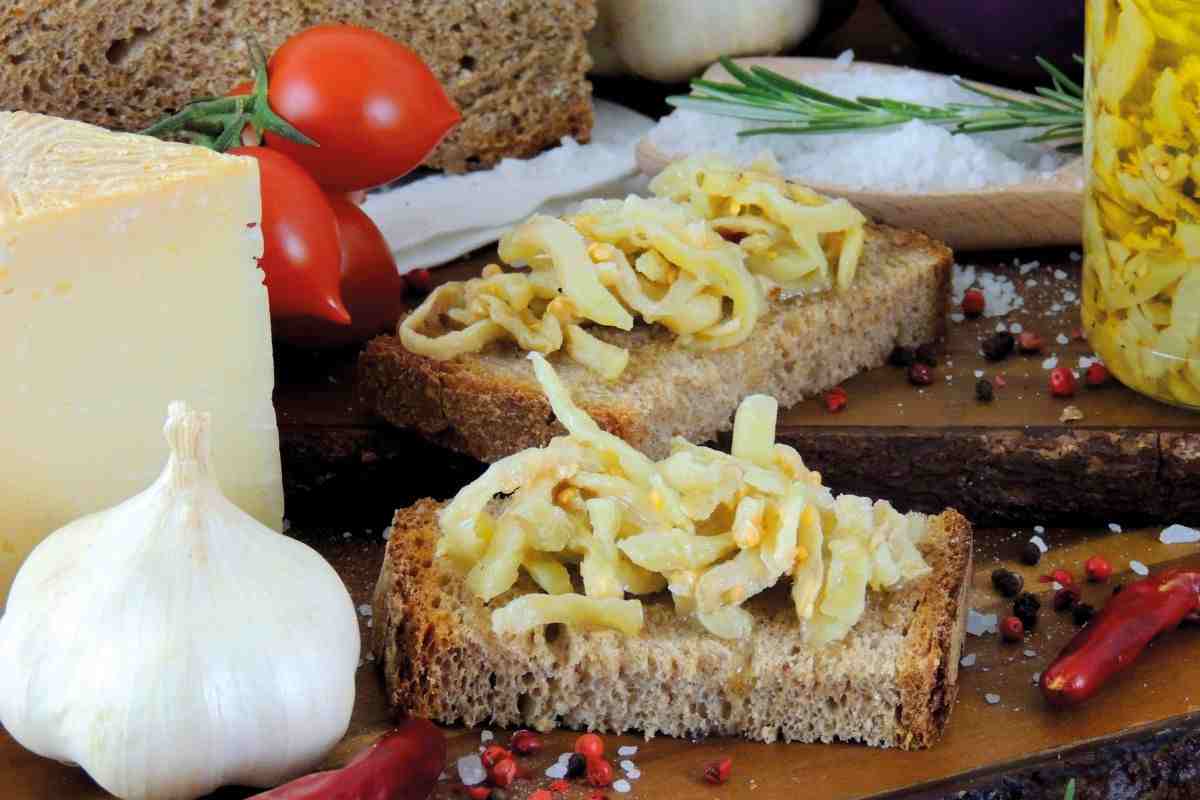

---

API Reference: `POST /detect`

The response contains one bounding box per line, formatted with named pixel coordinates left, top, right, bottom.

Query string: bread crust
left=373, top=499, right=973, bottom=748
left=360, top=224, right=953, bottom=462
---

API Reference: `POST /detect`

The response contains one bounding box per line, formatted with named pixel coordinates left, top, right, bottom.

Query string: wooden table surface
left=7, top=522, right=1198, bottom=800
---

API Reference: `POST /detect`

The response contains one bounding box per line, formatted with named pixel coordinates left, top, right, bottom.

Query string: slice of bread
left=372, top=499, right=973, bottom=748
left=359, top=224, right=952, bottom=462
left=0, top=1, right=595, bottom=173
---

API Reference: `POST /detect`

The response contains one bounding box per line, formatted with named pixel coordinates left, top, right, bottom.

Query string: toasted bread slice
left=372, top=499, right=973, bottom=749
left=359, top=224, right=951, bottom=462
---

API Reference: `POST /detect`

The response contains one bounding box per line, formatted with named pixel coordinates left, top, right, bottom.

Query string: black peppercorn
left=982, top=332, right=1016, bottom=361
left=1112, top=583, right=1124, bottom=595
left=908, top=363, right=934, bottom=386
left=1013, top=592, right=1041, bottom=629
left=565, top=752, right=587, bottom=779
left=1072, top=602, right=1096, bottom=626
left=991, top=568, right=1024, bottom=598
left=975, top=378, right=994, bottom=403
left=1019, top=541, right=1042, bottom=566
left=1053, top=586, right=1081, bottom=611
left=915, top=342, right=938, bottom=367
left=888, top=345, right=916, bottom=367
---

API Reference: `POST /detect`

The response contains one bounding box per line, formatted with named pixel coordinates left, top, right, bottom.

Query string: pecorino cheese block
left=0, top=111, right=283, bottom=600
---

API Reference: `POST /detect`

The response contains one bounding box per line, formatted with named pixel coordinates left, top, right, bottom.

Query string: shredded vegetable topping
left=436, top=353, right=930, bottom=643
left=400, top=154, right=866, bottom=379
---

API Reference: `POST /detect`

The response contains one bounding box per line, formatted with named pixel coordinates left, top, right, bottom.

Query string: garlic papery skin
left=0, top=402, right=360, bottom=800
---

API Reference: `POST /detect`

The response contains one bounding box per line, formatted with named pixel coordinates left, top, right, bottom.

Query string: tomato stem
left=138, top=37, right=318, bottom=152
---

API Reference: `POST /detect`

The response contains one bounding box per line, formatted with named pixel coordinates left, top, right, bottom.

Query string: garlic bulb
left=589, top=0, right=822, bottom=83
left=0, top=402, right=360, bottom=800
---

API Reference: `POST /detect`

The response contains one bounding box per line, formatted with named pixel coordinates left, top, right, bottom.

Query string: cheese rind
left=1, top=112, right=283, bottom=601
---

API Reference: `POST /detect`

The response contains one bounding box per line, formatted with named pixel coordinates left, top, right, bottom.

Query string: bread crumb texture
left=0, top=0, right=596, bottom=172
left=372, top=500, right=972, bottom=749
left=359, top=225, right=952, bottom=461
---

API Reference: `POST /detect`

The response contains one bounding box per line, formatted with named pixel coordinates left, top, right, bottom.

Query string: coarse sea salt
left=1024, top=649, right=1037, bottom=658
left=1042, top=356, right=1058, bottom=369
left=545, top=763, right=568, bottom=779
left=1030, top=535, right=1049, bottom=553
left=1070, top=251, right=1082, bottom=262
left=960, top=653, right=978, bottom=667
left=1035, top=525, right=1045, bottom=534
left=1056, top=333, right=1070, bottom=345
left=613, top=779, right=632, bottom=793
left=1130, top=560, right=1150, bottom=576
left=1161, top=524, right=1200, bottom=544
left=985, top=693, right=1001, bottom=705
left=621, top=760, right=638, bottom=773
left=952, top=264, right=1025, bottom=317
left=1010, top=322, right=1023, bottom=334
left=974, top=369, right=984, bottom=378
left=1019, top=261, right=1041, bottom=275
left=648, top=64, right=1070, bottom=193
left=1108, top=523, right=1123, bottom=533
left=967, top=609, right=999, bottom=636
left=457, top=755, right=486, bottom=786
left=626, top=768, right=642, bottom=780
left=618, top=745, right=639, bottom=757
left=1054, top=269, right=1068, bottom=280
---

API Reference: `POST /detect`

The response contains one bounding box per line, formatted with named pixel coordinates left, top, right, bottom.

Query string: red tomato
left=273, top=193, right=407, bottom=347
left=264, top=25, right=460, bottom=191
left=230, top=146, right=349, bottom=325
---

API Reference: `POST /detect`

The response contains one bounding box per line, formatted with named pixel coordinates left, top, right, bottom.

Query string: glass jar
left=1083, top=0, right=1200, bottom=409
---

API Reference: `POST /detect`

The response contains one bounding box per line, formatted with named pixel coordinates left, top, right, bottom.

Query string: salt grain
left=960, top=653, right=977, bottom=667
left=480, top=730, right=494, bottom=743
left=1042, top=356, right=1058, bottom=369
left=1130, top=560, right=1149, bottom=576
left=1019, top=261, right=1041, bottom=275
left=1160, top=524, right=1200, bottom=544
left=648, top=65, right=1069, bottom=193
left=545, top=763, right=568, bottom=779
left=967, top=609, right=999, bottom=636
left=382, top=526, right=393, bottom=541
left=1055, top=333, right=1069, bottom=345
left=951, top=312, right=965, bottom=323
left=1009, top=323, right=1023, bottom=334
left=626, top=769, right=642, bottom=780
left=1054, top=269, right=1068, bottom=280
left=1030, top=535, right=1049, bottom=553
left=613, top=779, right=632, bottom=793
left=1070, top=251, right=1082, bottom=261
left=985, top=693, right=1001, bottom=705
left=1026, top=279, right=1039, bottom=287
left=457, top=755, right=486, bottom=786
left=834, top=48, right=855, bottom=68
left=621, top=760, right=637, bottom=773
left=618, top=745, right=639, bottom=757
left=1035, top=525, right=1045, bottom=534
left=996, top=322, right=1007, bottom=332
left=357, top=604, right=373, bottom=617
left=342, top=531, right=352, bottom=539
left=1108, top=523, right=1123, bottom=533
left=974, top=369, right=984, bottom=378
left=1024, top=649, right=1037, bottom=657
left=1032, top=672, right=1042, bottom=684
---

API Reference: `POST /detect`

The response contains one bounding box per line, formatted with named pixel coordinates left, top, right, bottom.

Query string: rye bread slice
left=359, top=224, right=952, bottom=462
left=372, top=499, right=972, bottom=749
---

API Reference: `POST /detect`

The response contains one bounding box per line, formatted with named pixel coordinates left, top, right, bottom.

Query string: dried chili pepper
left=247, top=717, right=446, bottom=800
left=1041, top=569, right=1200, bottom=707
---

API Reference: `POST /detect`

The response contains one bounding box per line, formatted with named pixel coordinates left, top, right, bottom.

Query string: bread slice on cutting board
left=0, top=0, right=595, bottom=172
left=372, top=499, right=973, bottom=748
left=359, top=224, right=952, bottom=462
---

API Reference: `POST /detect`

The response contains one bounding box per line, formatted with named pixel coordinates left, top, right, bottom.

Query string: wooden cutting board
left=5, top=522, right=1198, bottom=800
left=275, top=250, right=1200, bottom=531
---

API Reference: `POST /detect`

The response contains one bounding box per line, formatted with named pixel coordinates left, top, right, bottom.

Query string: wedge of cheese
left=0, top=112, right=282, bottom=601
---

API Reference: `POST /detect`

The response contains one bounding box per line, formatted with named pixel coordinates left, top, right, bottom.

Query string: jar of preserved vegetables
left=1084, top=0, right=1200, bottom=409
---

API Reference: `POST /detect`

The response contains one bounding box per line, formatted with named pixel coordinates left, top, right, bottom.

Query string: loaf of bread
left=359, top=224, right=952, bottom=462
left=372, top=499, right=973, bottom=748
left=0, top=0, right=595, bottom=172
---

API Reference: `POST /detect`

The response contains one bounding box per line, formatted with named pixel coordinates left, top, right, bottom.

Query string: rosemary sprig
left=667, top=56, right=1083, bottom=151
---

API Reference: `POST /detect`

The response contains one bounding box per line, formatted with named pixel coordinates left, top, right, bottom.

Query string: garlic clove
left=0, top=402, right=360, bottom=800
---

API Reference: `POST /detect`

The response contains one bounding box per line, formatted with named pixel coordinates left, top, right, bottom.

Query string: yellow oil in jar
left=1084, top=0, right=1200, bottom=408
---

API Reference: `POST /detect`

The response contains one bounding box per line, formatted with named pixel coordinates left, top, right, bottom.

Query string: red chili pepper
left=408, top=268, right=434, bottom=294
left=1017, top=331, right=1044, bottom=353
left=704, top=757, right=733, bottom=785
left=993, top=374, right=1007, bottom=388
left=1041, top=569, right=1200, bottom=707
left=1085, top=555, right=1112, bottom=582
left=246, top=717, right=446, bottom=800
left=1040, top=568, right=1074, bottom=587
left=824, top=386, right=848, bottom=413
left=466, top=787, right=491, bottom=800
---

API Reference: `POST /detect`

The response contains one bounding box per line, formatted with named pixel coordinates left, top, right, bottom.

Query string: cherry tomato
left=264, top=25, right=460, bottom=191
left=230, top=146, right=349, bottom=325
left=273, top=193, right=406, bottom=347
